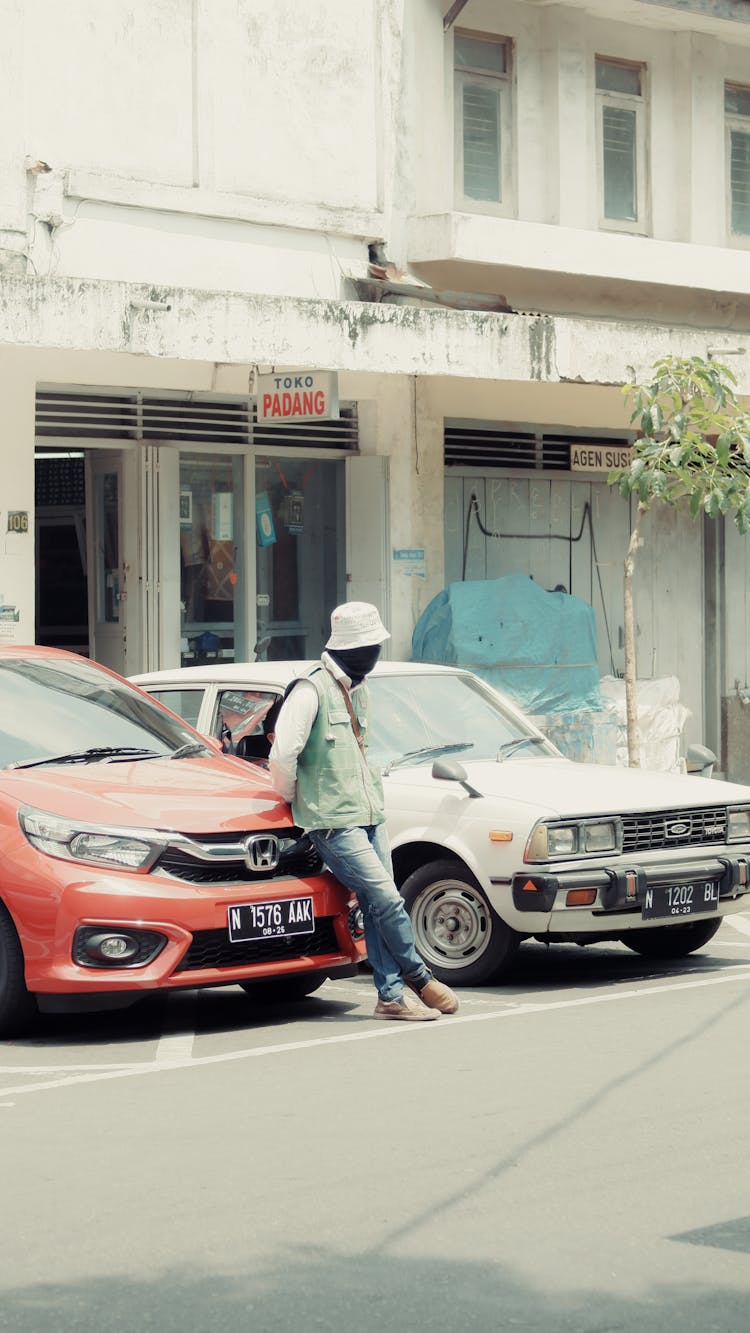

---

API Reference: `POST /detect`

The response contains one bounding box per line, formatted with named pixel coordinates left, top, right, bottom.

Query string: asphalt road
left=3, top=914, right=750, bottom=1333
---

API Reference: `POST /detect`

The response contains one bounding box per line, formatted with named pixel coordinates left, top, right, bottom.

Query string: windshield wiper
left=10, top=746, right=163, bottom=770
left=170, top=741, right=210, bottom=759
left=384, top=742, right=473, bottom=774
left=496, top=737, right=545, bottom=761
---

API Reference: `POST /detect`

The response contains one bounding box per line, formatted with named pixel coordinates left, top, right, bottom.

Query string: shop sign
left=393, top=548, right=425, bottom=578
left=257, top=372, right=339, bottom=423
left=570, top=444, right=632, bottom=472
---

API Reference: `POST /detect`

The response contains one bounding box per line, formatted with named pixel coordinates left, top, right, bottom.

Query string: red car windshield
left=0, top=657, right=207, bottom=769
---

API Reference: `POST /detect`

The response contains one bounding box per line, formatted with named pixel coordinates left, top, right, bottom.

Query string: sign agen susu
left=570, top=444, right=632, bottom=472
left=257, top=371, right=339, bottom=423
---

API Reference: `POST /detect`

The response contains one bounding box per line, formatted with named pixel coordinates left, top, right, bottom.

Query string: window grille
left=596, top=57, right=647, bottom=232
left=726, top=84, right=750, bottom=236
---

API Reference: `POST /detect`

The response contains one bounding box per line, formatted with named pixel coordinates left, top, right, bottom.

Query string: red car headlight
left=18, top=806, right=166, bottom=871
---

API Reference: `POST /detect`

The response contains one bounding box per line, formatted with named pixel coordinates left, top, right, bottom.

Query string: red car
left=0, top=646, right=360, bottom=1037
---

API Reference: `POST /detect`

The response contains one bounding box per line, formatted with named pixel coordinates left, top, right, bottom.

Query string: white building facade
left=3, top=0, right=750, bottom=772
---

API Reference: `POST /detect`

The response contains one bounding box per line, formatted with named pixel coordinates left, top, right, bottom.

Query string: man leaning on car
left=269, top=601, right=459, bottom=1022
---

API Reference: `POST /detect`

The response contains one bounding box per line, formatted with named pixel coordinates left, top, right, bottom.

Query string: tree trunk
left=623, top=506, right=647, bottom=767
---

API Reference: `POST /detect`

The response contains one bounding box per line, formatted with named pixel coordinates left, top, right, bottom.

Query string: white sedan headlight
left=19, top=806, right=166, bottom=871
left=728, top=807, right=750, bottom=842
left=526, top=818, right=620, bottom=863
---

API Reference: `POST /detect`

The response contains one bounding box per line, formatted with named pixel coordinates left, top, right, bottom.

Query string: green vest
left=293, top=664, right=385, bottom=831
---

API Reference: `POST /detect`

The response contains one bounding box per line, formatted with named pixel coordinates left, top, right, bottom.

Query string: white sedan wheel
left=401, top=860, right=519, bottom=986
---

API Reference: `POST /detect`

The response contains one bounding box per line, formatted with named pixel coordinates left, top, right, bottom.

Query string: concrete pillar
left=540, top=6, right=591, bottom=229
left=354, top=373, right=443, bottom=658
left=0, top=0, right=27, bottom=273
left=688, top=33, right=725, bottom=246
left=0, top=352, right=37, bottom=644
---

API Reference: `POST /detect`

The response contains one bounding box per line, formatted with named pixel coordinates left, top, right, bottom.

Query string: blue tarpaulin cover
left=411, top=573, right=602, bottom=714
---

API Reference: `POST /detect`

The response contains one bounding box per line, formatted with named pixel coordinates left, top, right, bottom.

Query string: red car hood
left=0, top=755, right=290, bottom=833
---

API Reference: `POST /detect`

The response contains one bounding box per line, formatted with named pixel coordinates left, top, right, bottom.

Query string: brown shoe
left=374, top=994, right=440, bottom=1021
left=407, top=977, right=459, bottom=1014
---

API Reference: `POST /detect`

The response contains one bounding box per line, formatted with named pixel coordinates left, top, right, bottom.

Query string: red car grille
left=154, top=830, right=322, bottom=885
left=175, top=918, right=340, bottom=971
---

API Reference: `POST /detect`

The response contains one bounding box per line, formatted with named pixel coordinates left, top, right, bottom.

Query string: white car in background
left=131, top=660, right=750, bottom=987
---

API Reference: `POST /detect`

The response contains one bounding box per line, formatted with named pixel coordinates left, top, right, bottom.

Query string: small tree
left=610, top=354, right=750, bottom=766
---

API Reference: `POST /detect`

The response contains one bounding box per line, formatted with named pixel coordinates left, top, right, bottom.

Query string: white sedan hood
left=386, top=756, right=750, bottom=820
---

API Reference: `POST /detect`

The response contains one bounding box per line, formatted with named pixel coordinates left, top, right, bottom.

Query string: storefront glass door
left=86, top=451, right=130, bottom=674
left=254, top=455, right=345, bottom=660
left=179, top=454, right=246, bottom=665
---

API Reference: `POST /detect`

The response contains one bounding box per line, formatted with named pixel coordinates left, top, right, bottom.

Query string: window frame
left=725, top=82, right=750, bottom=244
left=453, top=29, right=514, bottom=216
left=139, top=685, right=208, bottom=732
left=595, top=55, right=649, bottom=235
left=212, top=687, right=280, bottom=746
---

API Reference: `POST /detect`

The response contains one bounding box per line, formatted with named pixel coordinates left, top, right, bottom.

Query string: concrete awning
left=1, top=273, right=749, bottom=392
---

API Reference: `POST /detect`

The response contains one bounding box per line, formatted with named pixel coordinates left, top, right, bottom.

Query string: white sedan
left=131, top=660, right=750, bottom=986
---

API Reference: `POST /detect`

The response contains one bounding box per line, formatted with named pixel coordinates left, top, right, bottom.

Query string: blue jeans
left=308, top=824, right=432, bottom=1003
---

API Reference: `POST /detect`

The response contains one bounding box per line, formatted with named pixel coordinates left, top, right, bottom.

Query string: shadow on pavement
left=10, top=985, right=362, bottom=1051
left=498, top=936, right=750, bottom=992
left=0, top=1249, right=748, bottom=1333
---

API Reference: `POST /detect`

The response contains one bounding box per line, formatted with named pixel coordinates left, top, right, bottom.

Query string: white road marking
left=2, top=963, right=750, bottom=1102
left=154, top=991, right=199, bottom=1064
left=724, top=914, right=750, bottom=937
left=319, top=982, right=371, bottom=999
left=0, top=1062, right=145, bottom=1074
left=321, top=980, right=507, bottom=1009
left=154, top=1029, right=196, bottom=1065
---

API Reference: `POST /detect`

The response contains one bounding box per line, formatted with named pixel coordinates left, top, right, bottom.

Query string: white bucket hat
left=325, top=602, right=390, bottom=650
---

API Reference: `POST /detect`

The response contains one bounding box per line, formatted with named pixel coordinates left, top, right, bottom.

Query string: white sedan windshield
left=367, top=672, right=556, bottom=768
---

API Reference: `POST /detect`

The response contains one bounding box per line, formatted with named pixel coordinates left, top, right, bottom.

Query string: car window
left=213, top=689, right=279, bottom=744
left=367, top=672, right=555, bottom=768
left=143, top=687, right=206, bottom=731
left=0, top=657, right=205, bottom=769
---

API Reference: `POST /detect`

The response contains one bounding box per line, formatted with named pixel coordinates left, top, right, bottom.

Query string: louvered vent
left=36, top=391, right=140, bottom=441
left=252, top=404, right=358, bottom=451
left=36, top=390, right=358, bottom=452
left=445, top=423, right=630, bottom=471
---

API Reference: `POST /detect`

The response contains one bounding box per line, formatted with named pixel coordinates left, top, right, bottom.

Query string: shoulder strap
left=335, top=680, right=367, bottom=760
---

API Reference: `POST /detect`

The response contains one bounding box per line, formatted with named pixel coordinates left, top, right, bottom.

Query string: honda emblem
left=244, top=834, right=280, bottom=872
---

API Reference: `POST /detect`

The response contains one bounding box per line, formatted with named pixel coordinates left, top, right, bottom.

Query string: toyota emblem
left=244, top=834, right=281, bottom=872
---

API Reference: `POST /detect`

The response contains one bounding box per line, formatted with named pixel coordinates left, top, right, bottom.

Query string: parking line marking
left=2, top=963, right=750, bottom=1101
left=0, top=1062, right=145, bottom=1073
left=725, top=914, right=750, bottom=937
left=154, top=992, right=199, bottom=1065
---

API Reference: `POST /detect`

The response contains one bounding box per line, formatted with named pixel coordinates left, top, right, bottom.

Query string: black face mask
left=329, top=644, right=381, bottom=686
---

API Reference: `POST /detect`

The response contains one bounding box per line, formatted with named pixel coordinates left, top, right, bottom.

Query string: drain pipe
left=443, top=0, right=470, bottom=31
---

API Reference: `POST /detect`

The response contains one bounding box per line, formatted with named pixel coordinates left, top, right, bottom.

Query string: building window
left=726, top=84, right=750, bottom=236
left=454, top=32, right=512, bottom=210
left=595, top=57, right=647, bottom=231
